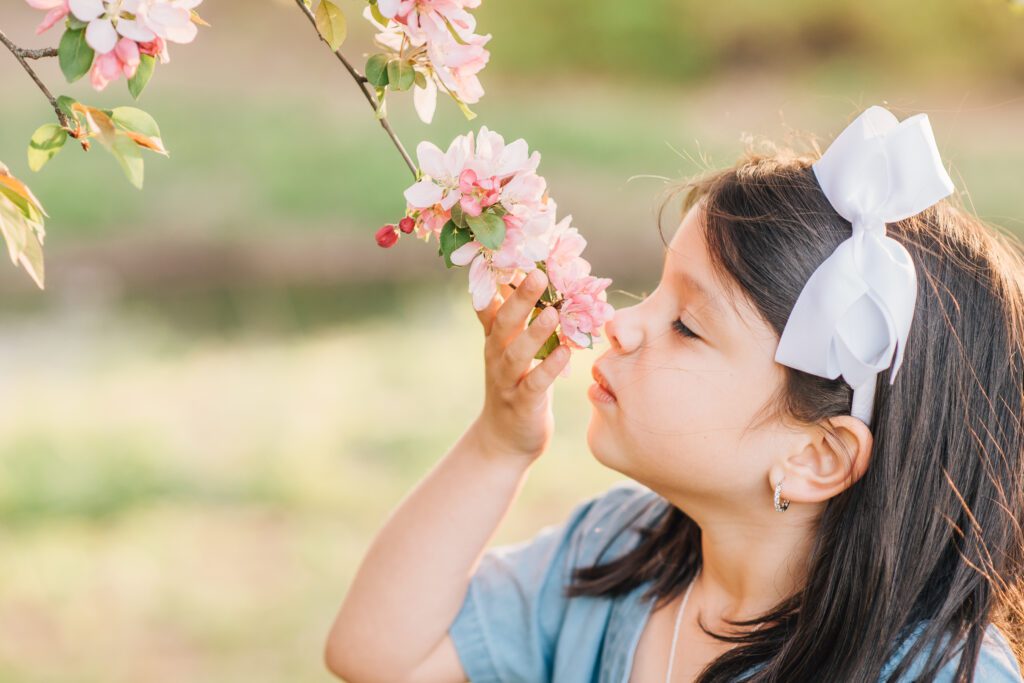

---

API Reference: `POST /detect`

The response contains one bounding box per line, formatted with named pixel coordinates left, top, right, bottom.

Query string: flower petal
left=85, top=18, right=118, bottom=54
left=116, top=18, right=156, bottom=42
left=69, top=0, right=103, bottom=21
left=413, top=75, right=437, bottom=125
left=403, top=179, right=443, bottom=208
left=450, top=241, right=482, bottom=267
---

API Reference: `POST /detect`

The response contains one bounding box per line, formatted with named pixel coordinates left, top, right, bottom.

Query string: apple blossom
left=362, top=0, right=491, bottom=123
left=66, top=0, right=201, bottom=54
left=24, top=0, right=69, bottom=35
left=89, top=36, right=140, bottom=90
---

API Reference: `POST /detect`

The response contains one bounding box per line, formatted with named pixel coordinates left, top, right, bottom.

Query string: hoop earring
left=774, top=477, right=790, bottom=512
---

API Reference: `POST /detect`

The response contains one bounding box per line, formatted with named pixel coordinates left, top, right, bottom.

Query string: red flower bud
left=375, top=224, right=399, bottom=248
left=398, top=217, right=415, bottom=233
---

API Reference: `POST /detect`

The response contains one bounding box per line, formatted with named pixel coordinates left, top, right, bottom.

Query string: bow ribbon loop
left=774, top=106, right=955, bottom=426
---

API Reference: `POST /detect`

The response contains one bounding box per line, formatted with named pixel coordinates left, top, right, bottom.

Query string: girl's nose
left=605, top=305, right=643, bottom=354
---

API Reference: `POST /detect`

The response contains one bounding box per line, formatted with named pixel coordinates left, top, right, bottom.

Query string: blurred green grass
left=0, top=291, right=625, bottom=683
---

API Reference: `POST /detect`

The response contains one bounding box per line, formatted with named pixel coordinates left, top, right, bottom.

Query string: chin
left=586, top=418, right=620, bottom=470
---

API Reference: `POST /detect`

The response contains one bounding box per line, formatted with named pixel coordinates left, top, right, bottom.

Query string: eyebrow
left=663, top=252, right=727, bottom=327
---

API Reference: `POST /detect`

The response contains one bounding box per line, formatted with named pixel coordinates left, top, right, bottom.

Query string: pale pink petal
left=450, top=241, right=482, bottom=267
left=85, top=18, right=118, bottom=54
left=377, top=0, right=400, bottom=18
left=468, top=255, right=497, bottom=311
left=412, top=74, right=437, bottom=125
left=69, top=0, right=103, bottom=21
left=415, top=141, right=447, bottom=181
left=35, top=6, right=69, bottom=34
left=25, top=0, right=65, bottom=9
left=404, top=179, right=444, bottom=208
left=439, top=190, right=461, bottom=211
left=116, top=18, right=156, bottom=42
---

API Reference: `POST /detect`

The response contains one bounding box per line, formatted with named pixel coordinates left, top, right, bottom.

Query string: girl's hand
left=471, top=268, right=571, bottom=463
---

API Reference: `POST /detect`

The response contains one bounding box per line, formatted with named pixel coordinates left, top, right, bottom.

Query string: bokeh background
left=1, top=0, right=1023, bottom=680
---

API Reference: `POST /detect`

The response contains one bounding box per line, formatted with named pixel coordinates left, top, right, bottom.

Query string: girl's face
left=587, top=202, right=802, bottom=510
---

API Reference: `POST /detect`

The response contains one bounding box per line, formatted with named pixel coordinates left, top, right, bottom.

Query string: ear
left=769, top=415, right=874, bottom=505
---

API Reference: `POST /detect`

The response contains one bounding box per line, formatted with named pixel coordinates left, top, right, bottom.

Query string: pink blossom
left=362, top=0, right=491, bottom=119
left=68, top=0, right=200, bottom=54
left=139, top=36, right=170, bottom=64
left=545, top=223, right=588, bottom=281
left=457, top=168, right=499, bottom=217
left=403, top=127, right=539, bottom=240
left=88, top=37, right=140, bottom=91
left=24, top=0, right=69, bottom=35
left=549, top=268, right=615, bottom=349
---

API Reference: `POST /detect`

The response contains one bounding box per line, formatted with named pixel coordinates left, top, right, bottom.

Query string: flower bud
left=398, top=217, right=415, bottom=233
left=375, top=224, right=399, bottom=248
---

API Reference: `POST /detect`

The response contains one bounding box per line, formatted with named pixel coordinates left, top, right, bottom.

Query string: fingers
left=501, top=305, right=560, bottom=383
left=488, top=270, right=549, bottom=352
left=473, top=282, right=517, bottom=336
left=520, top=344, right=571, bottom=394
left=475, top=290, right=503, bottom=336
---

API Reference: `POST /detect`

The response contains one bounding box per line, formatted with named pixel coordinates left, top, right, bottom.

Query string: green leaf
left=365, top=54, right=390, bottom=87
left=452, top=95, right=477, bottom=121
left=27, top=124, right=68, bottom=172
left=413, top=70, right=427, bottom=89
left=449, top=201, right=467, bottom=229
left=111, top=106, right=161, bottom=140
left=386, top=59, right=415, bottom=91
left=56, top=95, right=78, bottom=123
left=0, top=169, right=46, bottom=289
left=315, top=0, right=347, bottom=51
left=66, top=15, right=88, bottom=31
left=369, top=2, right=389, bottom=25
left=128, top=54, right=156, bottom=99
left=58, top=28, right=94, bottom=83
left=109, top=134, right=145, bottom=189
left=466, top=211, right=506, bottom=250
left=534, top=330, right=561, bottom=360
left=373, top=86, right=387, bottom=120
left=439, top=220, right=473, bottom=268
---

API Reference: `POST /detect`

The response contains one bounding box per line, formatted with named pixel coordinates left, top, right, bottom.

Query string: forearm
left=325, top=421, right=533, bottom=681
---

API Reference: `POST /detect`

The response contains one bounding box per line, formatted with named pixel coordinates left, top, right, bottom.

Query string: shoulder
left=885, top=621, right=1023, bottom=682
left=974, top=624, right=1023, bottom=681
left=563, top=480, right=666, bottom=566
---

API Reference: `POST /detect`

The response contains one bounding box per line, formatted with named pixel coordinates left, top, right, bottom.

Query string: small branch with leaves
left=0, top=2, right=209, bottom=290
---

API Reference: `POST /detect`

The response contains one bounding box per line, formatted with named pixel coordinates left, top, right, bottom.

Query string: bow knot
left=774, top=106, right=955, bottom=426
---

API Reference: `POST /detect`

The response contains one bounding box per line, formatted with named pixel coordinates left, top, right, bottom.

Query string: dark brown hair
left=566, top=136, right=1024, bottom=681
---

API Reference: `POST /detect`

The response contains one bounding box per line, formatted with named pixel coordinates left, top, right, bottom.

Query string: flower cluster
left=25, top=0, right=203, bottom=91
left=362, top=0, right=490, bottom=123
left=377, top=126, right=614, bottom=356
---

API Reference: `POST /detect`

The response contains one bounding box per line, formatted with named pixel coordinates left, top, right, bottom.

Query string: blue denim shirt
left=448, top=480, right=1023, bottom=682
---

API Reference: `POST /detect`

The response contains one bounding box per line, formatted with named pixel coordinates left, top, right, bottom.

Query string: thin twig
left=0, top=28, right=81, bottom=144
left=20, top=46, right=58, bottom=59
left=292, top=0, right=418, bottom=179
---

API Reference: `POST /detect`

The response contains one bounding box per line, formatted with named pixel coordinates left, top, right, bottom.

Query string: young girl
left=324, top=106, right=1024, bottom=682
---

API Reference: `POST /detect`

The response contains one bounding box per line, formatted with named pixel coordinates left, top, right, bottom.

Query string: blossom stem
left=291, top=0, right=418, bottom=179
left=0, top=28, right=76, bottom=137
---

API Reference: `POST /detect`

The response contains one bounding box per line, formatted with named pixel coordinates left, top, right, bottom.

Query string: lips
left=591, top=364, right=617, bottom=399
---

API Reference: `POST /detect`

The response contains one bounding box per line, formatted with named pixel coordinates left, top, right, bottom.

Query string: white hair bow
left=773, top=106, right=955, bottom=426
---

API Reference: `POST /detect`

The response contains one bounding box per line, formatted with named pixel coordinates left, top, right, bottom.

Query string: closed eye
left=672, top=318, right=699, bottom=340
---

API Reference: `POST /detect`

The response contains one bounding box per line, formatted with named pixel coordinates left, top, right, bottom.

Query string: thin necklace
left=665, top=567, right=701, bottom=683
left=665, top=569, right=769, bottom=682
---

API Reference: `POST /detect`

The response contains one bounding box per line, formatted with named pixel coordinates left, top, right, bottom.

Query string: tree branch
left=292, top=0, right=418, bottom=179
left=0, top=28, right=84, bottom=147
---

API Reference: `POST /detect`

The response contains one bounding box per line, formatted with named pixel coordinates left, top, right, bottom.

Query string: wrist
left=465, top=417, right=540, bottom=470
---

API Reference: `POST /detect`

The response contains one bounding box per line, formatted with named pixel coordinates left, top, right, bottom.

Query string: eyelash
left=672, top=319, right=699, bottom=340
